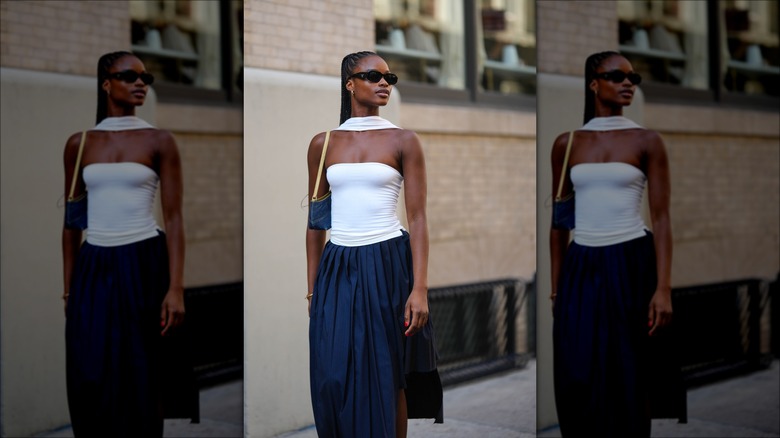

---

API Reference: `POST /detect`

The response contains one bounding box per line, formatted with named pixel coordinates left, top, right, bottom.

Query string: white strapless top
left=571, top=162, right=648, bottom=247
left=328, top=162, right=404, bottom=247
left=84, top=162, right=160, bottom=247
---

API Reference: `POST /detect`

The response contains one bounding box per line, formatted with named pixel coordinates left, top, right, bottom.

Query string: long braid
left=96, top=51, right=134, bottom=124
left=340, top=51, right=377, bottom=125
left=583, top=51, right=621, bottom=124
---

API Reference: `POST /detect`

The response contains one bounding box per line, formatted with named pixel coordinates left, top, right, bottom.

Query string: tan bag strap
left=555, top=131, right=575, bottom=200
left=68, top=131, right=87, bottom=200
left=312, top=130, right=331, bottom=201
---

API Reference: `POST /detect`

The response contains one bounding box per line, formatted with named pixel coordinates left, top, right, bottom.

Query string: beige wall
left=648, top=107, right=780, bottom=286
left=157, top=104, right=244, bottom=287
left=403, top=104, right=537, bottom=285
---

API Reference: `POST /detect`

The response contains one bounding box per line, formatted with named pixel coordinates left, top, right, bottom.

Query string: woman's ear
left=102, top=79, right=111, bottom=95
left=345, top=79, right=353, bottom=94
left=588, top=79, right=598, bottom=95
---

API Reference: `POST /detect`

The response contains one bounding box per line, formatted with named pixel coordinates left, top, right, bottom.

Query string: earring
left=351, top=90, right=355, bottom=96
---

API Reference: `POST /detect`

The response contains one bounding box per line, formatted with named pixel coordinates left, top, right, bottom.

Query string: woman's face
left=102, top=55, right=151, bottom=107
left=346, top=55, right=394, bottom=106
left=590, top=55, right=638, bottom=107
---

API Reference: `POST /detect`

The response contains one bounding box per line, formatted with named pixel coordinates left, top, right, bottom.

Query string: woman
left=63, top=51, right=196, bottom=436
left=306, top=51, right=442, bottom=438
left=550, top=51, right=674, bottom=437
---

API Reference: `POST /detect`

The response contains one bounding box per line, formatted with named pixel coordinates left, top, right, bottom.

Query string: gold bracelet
left=62, top=293, right=69, bottom=300
left=305, top=293, right=313, bottom=300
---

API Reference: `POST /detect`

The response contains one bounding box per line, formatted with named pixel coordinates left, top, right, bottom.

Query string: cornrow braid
left=583, top=50, right=621, bottom=125
left=96, top=51, right=134, bottom=124
left=340, top=51, right=377, bottom=125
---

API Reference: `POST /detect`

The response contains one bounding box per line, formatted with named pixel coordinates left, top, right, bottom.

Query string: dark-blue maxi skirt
left=66, top=232, right=198, bottom=437
left=553, top=231, right=657, bottom=437
left=309, top=231, right=442, bottom=438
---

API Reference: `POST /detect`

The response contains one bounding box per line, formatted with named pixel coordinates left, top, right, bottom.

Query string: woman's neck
left=593, top=104, right=623, bottom=118
left=350, top=106, right=380, bottom=118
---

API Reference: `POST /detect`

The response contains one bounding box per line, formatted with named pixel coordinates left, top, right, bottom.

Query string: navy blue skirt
left=309, top=231, right=442, bottom=438
left=65, top=232, right=198, bottom=437
left=553, top=231, right=656, bottom=437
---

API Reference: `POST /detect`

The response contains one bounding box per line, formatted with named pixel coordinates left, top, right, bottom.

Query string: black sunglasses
left=108, top=70, right=155, bottom=85
left=349, top=70, right=398, bottom=85
left=595, top=70, right=641, bottom=85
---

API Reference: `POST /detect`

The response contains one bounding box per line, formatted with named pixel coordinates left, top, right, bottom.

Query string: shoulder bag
left=308, top=131, right=332, bottom=230
left=552, top=131, right=575, bottom=230
left=64, top=131, right=88, bottom=230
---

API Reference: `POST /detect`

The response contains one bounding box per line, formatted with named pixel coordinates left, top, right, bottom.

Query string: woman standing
left=306, top=51, right=442, bottom=438
left=550, top=51, right=674, bottom=437
left=63, top=51, right=196, bottom=436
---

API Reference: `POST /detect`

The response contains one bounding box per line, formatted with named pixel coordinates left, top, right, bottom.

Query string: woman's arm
left=306, top=133, right=328, bottom=315
left=399, top=130, right=429, bottom=337
left=645, top=130, right=673, bottom=336
left=549, top=133, right=572, bottom=311
left=62, top=133, right=85, bottom=315
left=158, top=131, right=186, bottom=336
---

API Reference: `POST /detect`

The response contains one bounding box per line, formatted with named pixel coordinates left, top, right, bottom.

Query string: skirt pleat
left=65, top=232, right=197, bottom=437
left=309, top=231, right=441, bottom=438
left=553, top=231, right=656, bottom=438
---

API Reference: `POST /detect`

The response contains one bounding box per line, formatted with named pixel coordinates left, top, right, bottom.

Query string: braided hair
left=340, top=51, right=377, bottom=125
left=96, top=51, right=134, bottom=124
left=583, top=51, right=621, bottom=125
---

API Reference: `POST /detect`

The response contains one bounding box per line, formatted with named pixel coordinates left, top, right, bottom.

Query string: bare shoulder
left=638, top=129, right=666, bottom=153
left=151, top=128, right=177, bottom=145
left=396, top=128, right=422, bottom=150
left=63, top=131, right=86, bottom=159
left=551, top=131, right=574, bottom=157
left=307, top=131, right=328, bottom=157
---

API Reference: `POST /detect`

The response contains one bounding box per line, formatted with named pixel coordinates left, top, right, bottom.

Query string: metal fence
left=673, top=278, right=773, bottom=386
left=185, top=282, right=243, bottom=387
left=428, top=277, right=534, bottom=386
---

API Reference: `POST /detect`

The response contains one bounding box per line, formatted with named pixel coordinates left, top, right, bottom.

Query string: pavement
left=36, top=358, right=779, bottom=438
left=538, top=360, right=780, bottom=438
left=274, top=360, right=537, bottom=438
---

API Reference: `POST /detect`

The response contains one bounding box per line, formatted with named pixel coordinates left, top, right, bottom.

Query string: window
left=618, top=0, right=709, bottom=90
left=374, top=0, right=536, bottom=106
left=722, top=0, right=779, bottom=97
left=479, top=0, right=536, bottom=95
left=130, top=0, right=243, bottom=102
left=617, top=0, right=779, bottom=104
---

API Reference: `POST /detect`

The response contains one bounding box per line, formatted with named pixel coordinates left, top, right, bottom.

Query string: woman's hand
left=404, top=287, right=429, bottom=337
left=160, top=288, right=185, bottom=336
left=648, top=288, right=672, bottom=336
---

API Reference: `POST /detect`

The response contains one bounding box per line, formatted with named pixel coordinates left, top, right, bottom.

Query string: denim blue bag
left=65, top=131, right=88, bottom=230
left=308, top=130, right=332, bottom=230
left=552, top=131, right=575, bottom=230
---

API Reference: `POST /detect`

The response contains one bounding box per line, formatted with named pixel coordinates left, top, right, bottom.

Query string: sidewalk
left=538, top=359, right=780, bottom=438
left=275, top=360, right=538, bottom=438
left=38, top=358, right=778, bottom=437
left=36, top=380, right=243, bottom=438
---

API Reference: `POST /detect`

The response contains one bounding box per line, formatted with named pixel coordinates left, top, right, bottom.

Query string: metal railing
left=185, top=282, right=243, bottom=387
left=429, top=277, right=534, bottom=386
left=673, top=278, right=773, bottom=386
